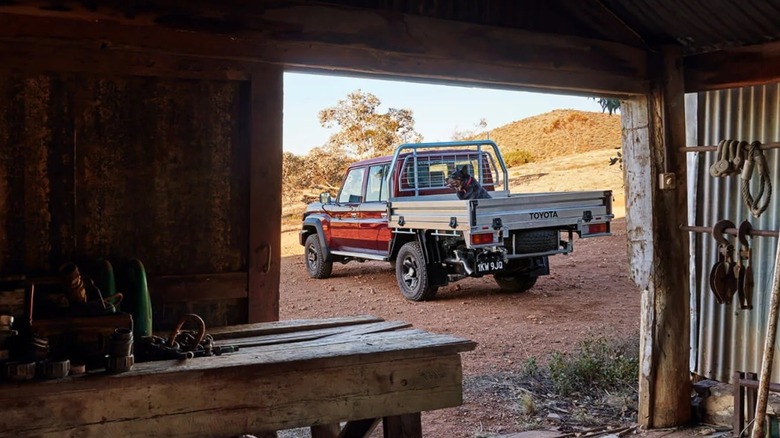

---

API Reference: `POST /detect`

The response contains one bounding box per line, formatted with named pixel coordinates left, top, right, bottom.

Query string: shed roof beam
left=684, top=41, right=780, bottom=92
left=0, top=2, right=648, bottom=96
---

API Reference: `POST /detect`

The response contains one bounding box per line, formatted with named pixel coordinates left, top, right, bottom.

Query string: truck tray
left=388, top=190, right=612, bottom=232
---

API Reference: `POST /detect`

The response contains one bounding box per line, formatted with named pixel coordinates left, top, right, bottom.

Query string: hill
left=478, top=109, right=621, bottom=161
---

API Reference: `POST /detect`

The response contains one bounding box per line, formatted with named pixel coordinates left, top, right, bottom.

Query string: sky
left=283, top=72, right=604, bottom=156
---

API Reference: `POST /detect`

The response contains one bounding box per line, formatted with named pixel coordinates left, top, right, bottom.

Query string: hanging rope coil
left=742, top=141, right=772, bottom=218
left=709, top=139, right=772, bottom=218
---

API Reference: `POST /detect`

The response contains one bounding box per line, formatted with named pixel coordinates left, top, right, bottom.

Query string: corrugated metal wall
left=692, top=84, right=780, bottom=382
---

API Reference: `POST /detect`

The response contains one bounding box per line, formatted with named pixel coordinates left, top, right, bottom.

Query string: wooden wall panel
left=73, top=76, right=247, bottom=275
left=0, top=75, right=75, bottom=275
left=0, top=72, right=253, bottom=327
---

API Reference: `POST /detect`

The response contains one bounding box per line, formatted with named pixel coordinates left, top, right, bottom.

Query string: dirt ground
left=279, top=216, right=641, bottom=437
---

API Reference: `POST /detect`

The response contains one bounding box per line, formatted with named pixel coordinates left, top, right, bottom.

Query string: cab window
left=338, top=167, right=366, bottom=203
left=365, top=164, right=390, bottom=202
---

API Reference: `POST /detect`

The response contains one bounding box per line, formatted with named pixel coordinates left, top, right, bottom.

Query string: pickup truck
left=299, top=140, right=613, bottom=301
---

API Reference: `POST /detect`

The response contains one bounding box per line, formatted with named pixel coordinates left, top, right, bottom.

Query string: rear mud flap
left=528, top=256, right=550, bottom=277
left=427, top=263, right=449, bottom=287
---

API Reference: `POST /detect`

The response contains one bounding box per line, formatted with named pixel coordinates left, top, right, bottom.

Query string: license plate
left=476, top=257, right=504, bottom=274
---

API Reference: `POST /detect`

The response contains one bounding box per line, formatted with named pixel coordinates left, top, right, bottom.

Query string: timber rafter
left=0, top=1, right=648, bottom=95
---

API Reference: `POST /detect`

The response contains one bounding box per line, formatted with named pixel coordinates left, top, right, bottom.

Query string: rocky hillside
left=479, top=109, right=621, bottom=161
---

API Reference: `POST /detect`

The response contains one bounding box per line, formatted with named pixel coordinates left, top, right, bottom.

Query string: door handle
left=351, top=213, right=358, bottom=218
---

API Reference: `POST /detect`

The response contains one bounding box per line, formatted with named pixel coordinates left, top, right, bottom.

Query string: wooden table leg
left=383, top=413, right=422, bottom=438
left=312, top=423, right=341, bottom=438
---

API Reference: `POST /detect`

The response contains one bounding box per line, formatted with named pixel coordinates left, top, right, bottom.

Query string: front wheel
left=305, top=234, right=333, bottom=279
left=494, top=273, right=537, bottom=293
left=396, top=242, right=438, bottom=301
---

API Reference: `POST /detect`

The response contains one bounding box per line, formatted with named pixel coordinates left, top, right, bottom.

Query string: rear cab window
left=365, top=164, right=390, bottom=202
left=398, top=152, right=499, bottom=195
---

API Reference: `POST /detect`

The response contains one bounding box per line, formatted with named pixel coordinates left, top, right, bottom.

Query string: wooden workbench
left=0, top=315, right=476, bottom=437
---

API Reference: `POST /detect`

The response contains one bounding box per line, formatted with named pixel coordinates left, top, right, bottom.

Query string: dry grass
left=462, top=334, right=639, bottom=435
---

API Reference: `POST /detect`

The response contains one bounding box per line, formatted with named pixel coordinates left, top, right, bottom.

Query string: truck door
left=358, top=164, right=392, bottom=254
left=331, top=166, right=366, bottom=250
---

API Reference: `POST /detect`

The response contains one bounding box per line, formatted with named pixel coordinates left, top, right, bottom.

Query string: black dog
left=446, top=165, right=492, bottom=200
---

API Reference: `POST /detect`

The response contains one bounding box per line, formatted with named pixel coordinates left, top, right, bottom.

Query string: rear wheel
left=305, top=234, right=332, bottom=279
left=396, top=242, right=438, bottom=301
left=494, top=273, right=537, bottom=293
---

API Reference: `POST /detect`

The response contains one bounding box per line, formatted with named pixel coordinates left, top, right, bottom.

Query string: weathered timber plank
left=74, top=75, right=245, bottom=275
left=339, top=418, right=381, bottom=438
left=248, top=66, right=282, bottom=323
left=625, top=47, right=691, bottom=428
left=0, top=4, right=647, bottom=95
left=147, top=272, right=248, bottom=302
left=383, top=413, right=422, bottom=438
left=649, top=46, right=691, bottom=427
left=622, top=73, right=656, bottom=429
left=217, top=321, right=414, bottom=348
left=0, top=354, right=465, bottom=437
left=215, top=328, right=429, bottom=353
left=208, top=315, right=384, bottom=339
left=217, top=325, right=372, bottom=348
left=329, top=321, right=413, bottom=339
left=36, top=329, right=473, bottom=378
left=685, top=40, right=780, bottom=92
left=0, top=40, right=254, bottom=81
left=0, top=74, right=60, bottom=275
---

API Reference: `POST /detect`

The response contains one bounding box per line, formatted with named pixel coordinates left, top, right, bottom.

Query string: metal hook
left=713, top=220, right=736, bottom=245
left=738, top=220, right=753, bottom=247
left=710, top=219, right=738, bottom=305
left=737, top=220, right=754, bottom=310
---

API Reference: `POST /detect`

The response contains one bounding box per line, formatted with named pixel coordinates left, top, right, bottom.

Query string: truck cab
left=304, top=149, right=497, bottom=257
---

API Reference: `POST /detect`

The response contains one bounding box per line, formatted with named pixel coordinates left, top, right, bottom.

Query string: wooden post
left=248, top=65, right=283, bottom=322
left=383, top=413, right=422, bottom=438
left=311, top=424, right=341, bottom=438
left=622, top=45, right=691, bottom=427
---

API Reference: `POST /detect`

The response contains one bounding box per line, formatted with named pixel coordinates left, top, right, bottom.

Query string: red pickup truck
left=300, top=141, right=612, bottom=301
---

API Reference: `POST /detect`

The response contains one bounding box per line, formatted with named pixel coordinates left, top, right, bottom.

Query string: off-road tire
left=512, top=229, right=559, bottom=253
left=494, top=273, right=538, bottom=293
left=396, top=241, right=438, bottom=301
left=305, top=234, right=332, bottom=279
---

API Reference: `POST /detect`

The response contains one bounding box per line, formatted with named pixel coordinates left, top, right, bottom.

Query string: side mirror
left=319, top=192, right=332, bottom=204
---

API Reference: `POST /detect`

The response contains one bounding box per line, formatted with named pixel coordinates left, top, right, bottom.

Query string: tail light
left=471, top=233, right=495, bottom=245
left=583, top=223, right=608, bottom=235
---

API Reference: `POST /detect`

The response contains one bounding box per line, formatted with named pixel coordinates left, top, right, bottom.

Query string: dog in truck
left=446, top=165, right=492, bottom=200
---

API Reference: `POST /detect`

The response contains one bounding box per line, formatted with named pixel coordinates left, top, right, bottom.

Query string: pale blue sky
left=283, top=72, right=604, bottom=155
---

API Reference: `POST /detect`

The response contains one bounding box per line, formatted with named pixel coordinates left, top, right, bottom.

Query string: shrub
left=504, top=150, right=536, bottom=167
left=547, top=336, right=639, bottom=397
